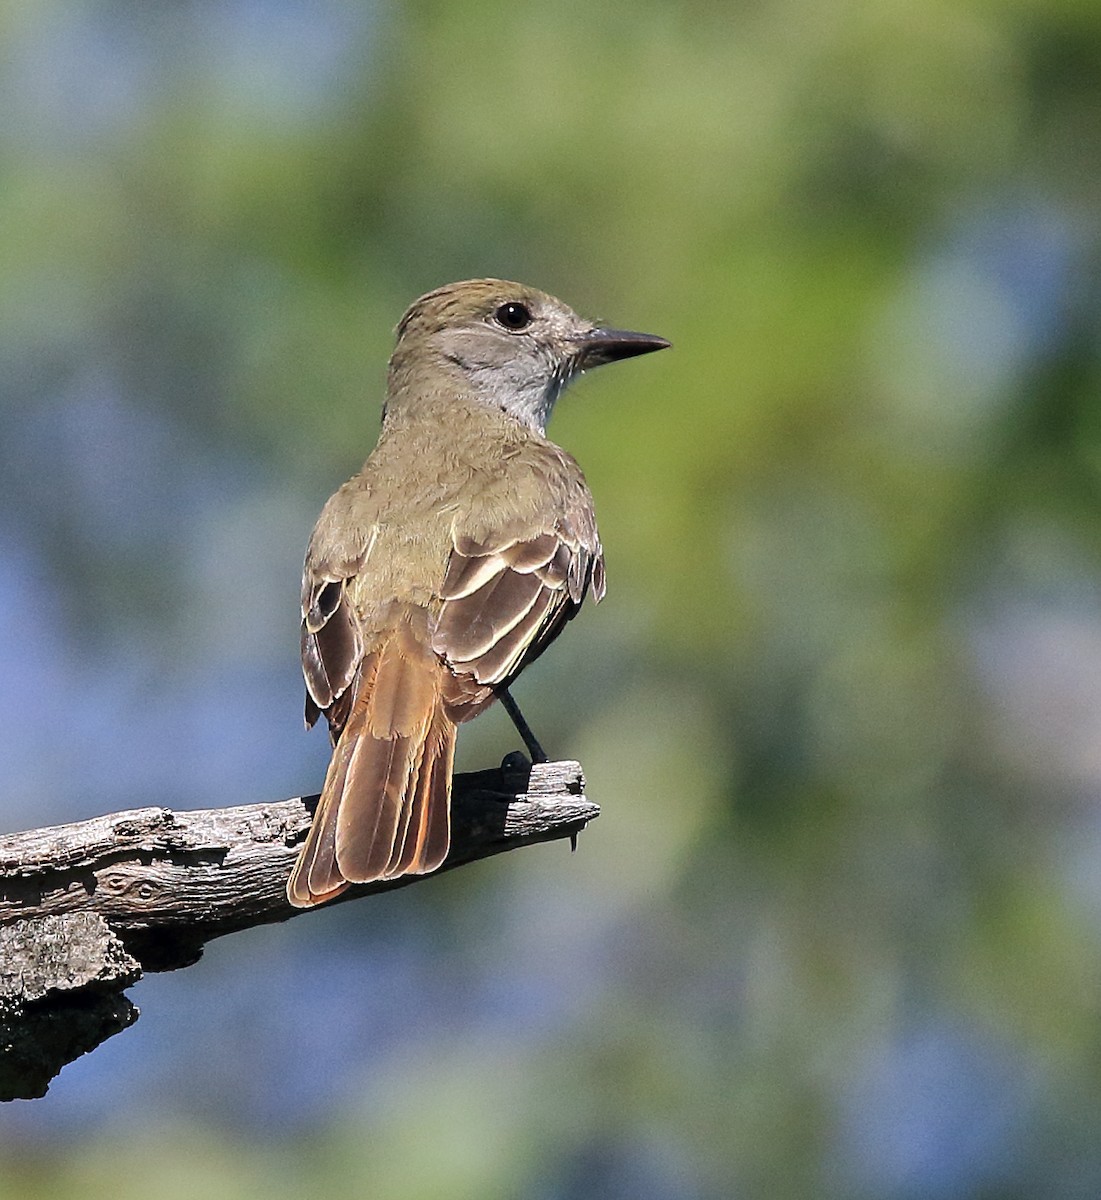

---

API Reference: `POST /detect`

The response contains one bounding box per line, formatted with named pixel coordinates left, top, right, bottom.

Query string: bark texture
left=0, top=758, right=595, bottom=1100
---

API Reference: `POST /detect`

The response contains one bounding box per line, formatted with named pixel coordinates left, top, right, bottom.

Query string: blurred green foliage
left=3, top=0, right=1101, bottom=1197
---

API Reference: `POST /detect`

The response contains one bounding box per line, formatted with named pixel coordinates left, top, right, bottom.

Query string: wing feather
left=432, top=516, right=604, bottom=694
left=299, top=526, right=376, bottom=734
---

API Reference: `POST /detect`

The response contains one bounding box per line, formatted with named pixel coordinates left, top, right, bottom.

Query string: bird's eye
left=494, top=302, right=533, bottom=331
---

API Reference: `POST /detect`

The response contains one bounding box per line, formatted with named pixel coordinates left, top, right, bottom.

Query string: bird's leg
left=495, top=686, right=548, bottom=764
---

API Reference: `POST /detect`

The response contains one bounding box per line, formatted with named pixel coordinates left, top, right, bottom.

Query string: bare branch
left=0, top=758, right=596, bottom=1100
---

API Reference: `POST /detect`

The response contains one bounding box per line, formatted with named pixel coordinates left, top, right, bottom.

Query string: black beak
left=576, top=326, right=671, bottom=368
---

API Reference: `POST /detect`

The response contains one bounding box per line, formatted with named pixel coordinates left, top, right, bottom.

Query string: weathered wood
left=0, top=758, right=596, bottom=1100
left=0, top=913, right=141, bottom=1101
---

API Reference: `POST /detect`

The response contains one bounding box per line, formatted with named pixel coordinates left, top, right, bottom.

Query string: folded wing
left=433, top=515, right=605, bottom=713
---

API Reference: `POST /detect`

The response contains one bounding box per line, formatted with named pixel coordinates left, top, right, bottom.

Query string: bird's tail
left=287, top=621, right=456, bottom=908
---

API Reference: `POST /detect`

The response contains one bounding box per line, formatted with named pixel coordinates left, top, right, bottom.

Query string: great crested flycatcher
left=287, top=279, right=669, bottom=908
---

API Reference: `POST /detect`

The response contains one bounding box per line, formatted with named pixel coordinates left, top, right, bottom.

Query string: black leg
left=495, top=686, right=548, bottom=763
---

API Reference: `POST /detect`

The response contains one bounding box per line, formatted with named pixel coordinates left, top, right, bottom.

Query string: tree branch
left=0, top=757, right=596, bottom=1100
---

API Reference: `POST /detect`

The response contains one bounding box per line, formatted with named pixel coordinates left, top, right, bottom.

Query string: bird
left=287, top=279, right=669, bottom=907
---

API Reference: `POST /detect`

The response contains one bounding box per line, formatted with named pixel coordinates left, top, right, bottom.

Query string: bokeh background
left=3, top=1, right=1101, bottom=1196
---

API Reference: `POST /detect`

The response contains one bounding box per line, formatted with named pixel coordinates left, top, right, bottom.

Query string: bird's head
left=388, top=279, right=670, bottom=432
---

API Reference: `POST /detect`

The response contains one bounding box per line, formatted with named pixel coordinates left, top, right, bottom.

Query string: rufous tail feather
left=287, top=625, right=455, bottom=908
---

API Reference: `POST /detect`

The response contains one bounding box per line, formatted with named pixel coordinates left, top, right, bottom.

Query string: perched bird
left=287, top=279, right=669, bottom=907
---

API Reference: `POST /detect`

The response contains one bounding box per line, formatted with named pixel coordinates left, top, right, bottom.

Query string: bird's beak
left=575, top=327, right=671, bottom=368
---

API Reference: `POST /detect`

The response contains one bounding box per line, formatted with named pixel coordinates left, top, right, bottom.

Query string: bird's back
left=311, top=388, right=596, bottom=634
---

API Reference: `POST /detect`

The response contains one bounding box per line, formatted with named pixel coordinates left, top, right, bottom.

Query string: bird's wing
left=431, top=504, right=605, bottom=698
left=300, top=525, right=377, bottom=734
